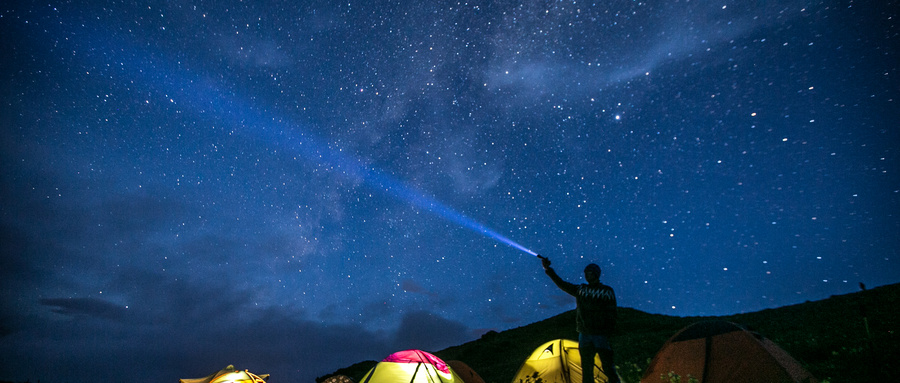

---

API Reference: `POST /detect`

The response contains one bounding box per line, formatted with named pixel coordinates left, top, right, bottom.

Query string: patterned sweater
left=545, top=267, right=617, bottom=336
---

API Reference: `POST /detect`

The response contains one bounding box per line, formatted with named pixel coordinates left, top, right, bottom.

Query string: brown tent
left=447, top=360, right=485, bottom=383
left=321, top=375, right=355, bottom=383
left=641, top=321, right=817, bottom=383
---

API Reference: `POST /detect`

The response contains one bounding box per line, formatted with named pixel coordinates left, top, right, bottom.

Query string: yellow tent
left=511, top=339, right=609, bottom=383
left=360, top=350, right=464, bottom=383
left=180, top=365, right=269, bottom=383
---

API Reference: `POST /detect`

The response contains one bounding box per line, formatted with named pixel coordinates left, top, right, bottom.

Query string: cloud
left=393, top=311, right=471, bottom=352
left=547, top=291, right=575, bottom=309
left=401, top=279, right=431, bottom=295
left=400, top=279, right=460, bottom=308
left=482, top=0, right=808, bottom=103
left=0, top=223, right=46, bottom=284
left=39, top=297, right=130, bottom=321
left=1, top=270, right=475, bottom=383
left=1, top=303, right=395, bottom=383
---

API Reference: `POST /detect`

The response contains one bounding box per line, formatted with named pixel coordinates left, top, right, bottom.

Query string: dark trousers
left=579, top=334, right=620, bottom=383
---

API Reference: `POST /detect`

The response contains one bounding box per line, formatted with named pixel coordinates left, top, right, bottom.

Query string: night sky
left=1, top=1, right=897, bottom=382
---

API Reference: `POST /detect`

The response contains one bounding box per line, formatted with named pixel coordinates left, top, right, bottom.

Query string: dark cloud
left=0, top=223, right=42, bottom=282
left=95, top=190, right=190, bottom=234
left=547, top=291, right=575, bottom=309
left=400, top=279, right=461, bottom=308
left=2, top=274, right=473, bottom=383
left=393, top=311, right=471, bottom=352
left=360, top=299, right=396, bottom=321
left=39, top=297, right=130, bottom=321
left=0, top=303, right=396, bottom=383
left=401, top=279, right=429, bottom=295
left=101, top=267, right=263, bottom=327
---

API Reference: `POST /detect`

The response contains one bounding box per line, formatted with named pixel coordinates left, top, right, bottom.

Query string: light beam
left=39, top=18, right=538, bottom=256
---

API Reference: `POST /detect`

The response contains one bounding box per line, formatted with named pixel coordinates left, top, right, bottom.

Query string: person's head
left=584, top=263, right=601, bottom=283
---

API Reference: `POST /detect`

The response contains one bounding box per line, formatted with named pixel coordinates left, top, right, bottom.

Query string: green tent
left=511, top=339, right=611, bottom=383
left=361, top=350, right=465, bottom=383
left=180, top=365, right=269, bottom=383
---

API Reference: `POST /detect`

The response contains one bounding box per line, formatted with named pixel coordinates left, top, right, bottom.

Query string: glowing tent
left=179, top=365, right=269, bottom=383
left=641, top=321, right=818, bottom=383
left=360, top=350, right=464, bottom=383
left=511, top=339, right=611, bottom=383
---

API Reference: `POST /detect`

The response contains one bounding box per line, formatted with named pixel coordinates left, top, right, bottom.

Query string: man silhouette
left=539, top=255, right=620, bottom=383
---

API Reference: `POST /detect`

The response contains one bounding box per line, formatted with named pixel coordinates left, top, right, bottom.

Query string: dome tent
left=360, top=350, right=465, bottom=383
left=322, top=375, right=356, bottom=383
left=447, top=360, right=485, bottom=383
left=179, top=365, right=268, bottom=383
left=511, top=339, right=612, bottom=383
left=641, top=320, right=817, bottom=383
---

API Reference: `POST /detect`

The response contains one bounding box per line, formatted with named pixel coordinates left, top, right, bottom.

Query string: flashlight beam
left=38, top=18, right=537, bottom=256
left=364, top=170, right=538, bottom=256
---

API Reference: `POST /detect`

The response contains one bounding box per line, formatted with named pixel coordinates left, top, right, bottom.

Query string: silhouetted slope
left=321, top=283, right=897, bottom=383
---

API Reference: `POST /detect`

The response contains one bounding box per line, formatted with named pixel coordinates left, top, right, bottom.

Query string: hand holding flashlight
left=537, top=254, right=551, bottom=270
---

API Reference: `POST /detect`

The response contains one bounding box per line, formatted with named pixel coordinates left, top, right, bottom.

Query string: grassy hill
left=320, top=283, right=898, bottom=383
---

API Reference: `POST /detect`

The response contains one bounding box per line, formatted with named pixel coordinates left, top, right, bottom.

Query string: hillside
left=320, top=283, right=898, bottom=383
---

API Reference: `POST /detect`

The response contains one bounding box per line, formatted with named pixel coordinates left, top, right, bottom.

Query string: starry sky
left=1, top=0, right=897, bottom=382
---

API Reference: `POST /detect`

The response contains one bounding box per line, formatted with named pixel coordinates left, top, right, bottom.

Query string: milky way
left=1, top=1, right=897, bottom=382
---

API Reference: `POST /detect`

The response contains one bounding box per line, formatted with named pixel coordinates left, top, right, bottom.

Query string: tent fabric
left=180, top=365, right=269, bottom=383
left=383, top=349, right=451, bottom=374
left=641, top=320, right=818, bottom=383
left=321, top=375, right=356, bottom=383
left=447, top=361, right=485, bottom=383
left=511, top=339, right=610, bottom=383
left=361, top=350, right=464, bottom=383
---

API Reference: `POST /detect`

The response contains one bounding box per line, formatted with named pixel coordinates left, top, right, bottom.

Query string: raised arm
left=538, top=255, right=578, bottom=296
